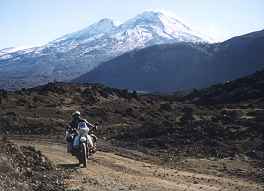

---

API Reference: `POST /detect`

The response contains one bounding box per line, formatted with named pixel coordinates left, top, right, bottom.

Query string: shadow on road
left=58, top=163, right=80, bottom=170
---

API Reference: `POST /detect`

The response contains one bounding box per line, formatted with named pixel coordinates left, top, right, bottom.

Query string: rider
left=66, top=111, right=97, bottom=153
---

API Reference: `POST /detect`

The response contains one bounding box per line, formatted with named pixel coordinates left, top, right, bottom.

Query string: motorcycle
left=66, top=123, right=97, bottom=167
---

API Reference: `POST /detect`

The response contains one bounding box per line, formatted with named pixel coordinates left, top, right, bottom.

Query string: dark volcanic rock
left=0, top=139, right=64, bottom=191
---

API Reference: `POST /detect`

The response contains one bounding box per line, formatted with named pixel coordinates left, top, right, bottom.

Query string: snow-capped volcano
left=47, top=11, right=211, bottom=52
left=50, top=11, right=210, bottom=48
left=0, top=11, right=211, bottom=90
left=53, top=18, right=117, bottom=43
left=118, top=11, right=210, bottom=42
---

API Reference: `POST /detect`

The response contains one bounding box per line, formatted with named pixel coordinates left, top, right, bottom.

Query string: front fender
left=80, top=136, right=87, bottom=143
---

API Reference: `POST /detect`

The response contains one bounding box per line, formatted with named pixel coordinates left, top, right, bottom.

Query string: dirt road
left=13, top=138, right=263, bottom=191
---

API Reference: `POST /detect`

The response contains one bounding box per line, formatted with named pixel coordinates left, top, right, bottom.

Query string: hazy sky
left=0, top=0, right=263, bottom=49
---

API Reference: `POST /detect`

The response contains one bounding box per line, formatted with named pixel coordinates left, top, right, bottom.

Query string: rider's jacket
left=68, top=117, right=95, bottom=132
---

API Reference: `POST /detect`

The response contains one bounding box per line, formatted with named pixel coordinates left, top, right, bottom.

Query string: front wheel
left=80, top=142, right=87, bottom=167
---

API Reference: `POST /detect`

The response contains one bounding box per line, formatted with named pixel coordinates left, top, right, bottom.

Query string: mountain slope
left=186, top=69, right=264, bottom=104
left=208, top=29, right=264, bottom=82
left=74, top=43, right=212, bottom=92
left=73, top=29, right=264, bottom=92
left=0, top=11, right=209, bottom=90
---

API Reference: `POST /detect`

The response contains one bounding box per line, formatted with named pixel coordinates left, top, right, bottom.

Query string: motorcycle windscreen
left=79, top=127, right=89, bottom=136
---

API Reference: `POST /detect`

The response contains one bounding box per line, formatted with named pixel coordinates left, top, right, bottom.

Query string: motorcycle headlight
left=80, top=136, right=87, bottom=142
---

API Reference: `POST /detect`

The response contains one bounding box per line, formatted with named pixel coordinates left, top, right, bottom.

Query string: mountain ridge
left=73, top=29, right=264, bottom=92
left=0, top=11, right=210, bottom=90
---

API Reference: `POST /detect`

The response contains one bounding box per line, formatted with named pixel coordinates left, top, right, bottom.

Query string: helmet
left=72, top=111, right=81, bottom=117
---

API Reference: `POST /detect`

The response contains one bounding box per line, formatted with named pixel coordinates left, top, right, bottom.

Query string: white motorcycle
left=66, top=122, right=97, bottom=167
